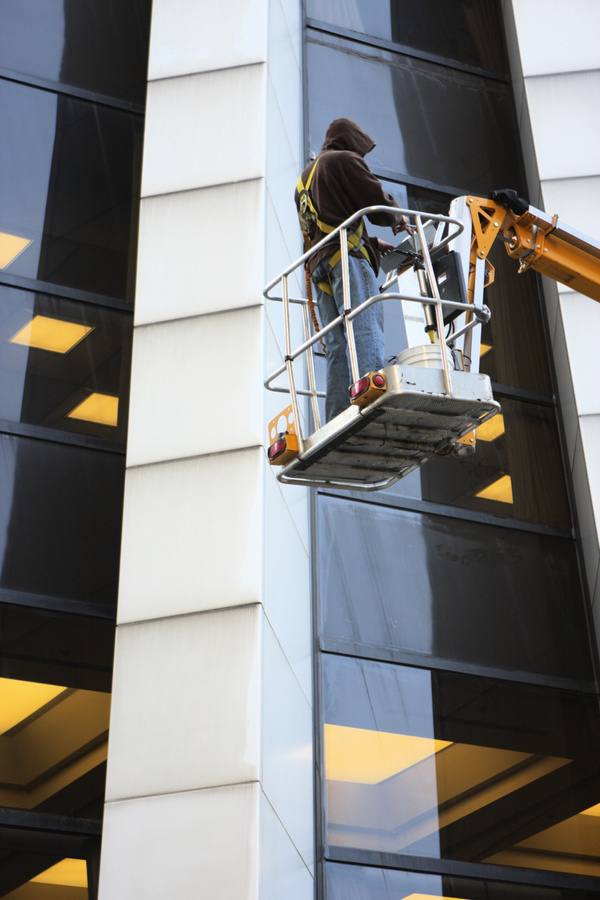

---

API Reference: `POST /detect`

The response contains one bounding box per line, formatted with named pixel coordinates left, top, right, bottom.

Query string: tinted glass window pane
left=414, top=397, right=570, bottom=528
left=0, top=0, right=151, bottom=103
left=0, top=674, right=109, bottom=818
left=0, top=605, right=114, bottom=693
left=0, top=80, right=143, bottom=299
left=323, top=656, right=600, bottom=876
left=0, top=609, right=112, bottom=822
left=306, top=1, right=506, bottom=73
left=0, top=434, right=124, bottom=607
left=478, top=243, right=553, bottom=394
left=327, top=861, right=600, bottom=900
left=0, top=286, right=131, bottom=441
left=307, top=38, right=523, bottom=194
left=0, top=850, right=92, bottom=898
left=318, top=498, right=591, bottom=682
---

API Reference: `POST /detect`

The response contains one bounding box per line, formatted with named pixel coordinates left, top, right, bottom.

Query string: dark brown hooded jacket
left=294, top=118, right=403, bottom=276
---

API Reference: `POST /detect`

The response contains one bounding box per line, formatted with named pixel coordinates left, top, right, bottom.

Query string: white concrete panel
left=558, top=293, right=600, bottom=417
left=541, top=177, right=600, bottom=266
left=267, top=103, right=303, bottom=275
left=525, top=72, right=600, bottom=181
left=264, top=314, right=310, bottom=443
left=551, top=308, right=579, bottom=466
left=260, top=791, right=313, bottom=900
left=572, top=430, right=600, bottom=599
left=268, top=3, right=301, bottom=163
left=511, top=0, right=600, bottom=76
left=117, top=448, right=263, bottom=623
left=142, top=65, right=267, bottom=197
left=105, top=606, right=261, bottom=800
left=135, top=180, right=265, bottom=326
left=265, top=192, right=303, bottom=313
left=99, top=783, right=259, bottom=900
left=264, top=462, right=311, bottom=696
left=148, top=0, right=268, bottom=81
left=265, top=452, right=309, bottom=554
left=262, top=620, right=313, bottom=870
left=126, top=306, right=263, bottom=467
left=279, top=0, right=302, bottom=43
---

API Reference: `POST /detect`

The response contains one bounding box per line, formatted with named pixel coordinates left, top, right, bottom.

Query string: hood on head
left=321, top=118, right=375, bottom=157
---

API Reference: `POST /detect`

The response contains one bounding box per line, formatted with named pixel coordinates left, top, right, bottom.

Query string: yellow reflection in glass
left=324, top=723, right=450, bottom=785
left=10, top=315, right=93, bottom=353
left=582, top=803, right=600, bottom=817
left=0, top=232, right=33, bottom=268
left=480, top=342, right=492, bottom=356
left=476, top=474, right=513, bottom=504
left=476, top=414, right=505, bottom=441
left=67, top=393, right=119, bottom=426
left=32, top=859, right=87, bottom=887
left=0, top=678, right=66, bottom=734
left=405, top=896, right=469, bottom=900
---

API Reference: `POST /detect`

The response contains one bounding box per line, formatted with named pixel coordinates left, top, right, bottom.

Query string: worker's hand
left=378, top=239, right=395, bottom=254
left=392, top=215, right=415, bottom=236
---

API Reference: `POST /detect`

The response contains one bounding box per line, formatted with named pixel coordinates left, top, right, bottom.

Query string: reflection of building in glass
left=1, top=2, right=599, bottom=900
left=0, top=1, right=150, bottom=897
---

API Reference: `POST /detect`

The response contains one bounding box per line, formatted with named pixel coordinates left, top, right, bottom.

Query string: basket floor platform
left=277, top=364, right=500, bottom=491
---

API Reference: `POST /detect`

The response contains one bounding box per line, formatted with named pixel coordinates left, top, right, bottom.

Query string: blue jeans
left=312, top=255, right=384, bottom=421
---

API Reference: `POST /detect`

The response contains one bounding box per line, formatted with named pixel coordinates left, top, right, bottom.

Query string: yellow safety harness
left=297, top=156, right=372, bottom=296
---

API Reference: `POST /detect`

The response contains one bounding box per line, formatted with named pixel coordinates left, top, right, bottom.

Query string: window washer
left=295, top=117, right=413, bottom=421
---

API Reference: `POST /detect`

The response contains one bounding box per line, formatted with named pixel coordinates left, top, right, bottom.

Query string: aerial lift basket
left=264, top=205, right=500, bottom=491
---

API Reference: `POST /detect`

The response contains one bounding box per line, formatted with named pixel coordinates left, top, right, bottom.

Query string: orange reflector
left=267, top=432, right=299, bottom=466
left=268, top=439, right=287, bottom=460
left=350, top=377, right=370, bottom=400
left=350, top=372, right=387, bottom=408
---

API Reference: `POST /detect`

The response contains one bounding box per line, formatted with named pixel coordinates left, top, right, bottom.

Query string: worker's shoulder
left=322, top=149, right=365, bottom=168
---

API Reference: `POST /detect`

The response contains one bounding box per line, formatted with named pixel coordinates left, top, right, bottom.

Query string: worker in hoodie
left=295, top=117, right=412, bottom=421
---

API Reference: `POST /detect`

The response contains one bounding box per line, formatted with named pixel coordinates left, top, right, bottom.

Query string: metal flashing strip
left=305, top=20, right=510, bottom=83
left=0, top=588, right=117, bottom=621
left=325, top=846, right=600, bottom=893
left=0, top=66, right=145, bottom=113
left=0, top=808, right=101, bottom=836
left=319, top=641, right=597, bottom=696
left=0, top=419, right=126, bottom=455
left=0, top=272, right=134, bottom=313
left=491, top=382, right=556, bottom=407
left=318, top=489, right=574, bottom=539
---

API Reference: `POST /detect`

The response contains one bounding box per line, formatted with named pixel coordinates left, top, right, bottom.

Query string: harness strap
left=297, top=158, right=373, bottom=295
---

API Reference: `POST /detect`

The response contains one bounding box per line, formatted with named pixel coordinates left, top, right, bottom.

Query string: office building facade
left=0, top=1, right=599, bottom=898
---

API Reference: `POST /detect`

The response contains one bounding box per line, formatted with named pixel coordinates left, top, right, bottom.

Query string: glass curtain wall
left=306, top=2, right=600, bottom=897
left=0, top=2, right=151, bottom=897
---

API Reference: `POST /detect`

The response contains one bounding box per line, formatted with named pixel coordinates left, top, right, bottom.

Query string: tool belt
left=297, top=157, right=372, bottom=296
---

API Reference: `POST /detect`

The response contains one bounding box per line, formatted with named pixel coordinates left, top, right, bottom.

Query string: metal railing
left=264, top=206, right=490, bottom=454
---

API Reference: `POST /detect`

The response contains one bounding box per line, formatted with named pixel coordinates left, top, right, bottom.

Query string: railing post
left=340, top=226, right=360, bottom=383
left=301, top=302, right=321, bottom=432
left=416, top=216, right=453, bottom=395
left=281, top=274, right=304, bottom=452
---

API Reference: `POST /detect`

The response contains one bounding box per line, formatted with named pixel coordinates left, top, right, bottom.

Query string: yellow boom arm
left=465, top=193, right=600, bottom=304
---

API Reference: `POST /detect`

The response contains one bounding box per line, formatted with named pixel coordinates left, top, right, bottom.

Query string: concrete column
left=98, top=1, right=313, bottom=897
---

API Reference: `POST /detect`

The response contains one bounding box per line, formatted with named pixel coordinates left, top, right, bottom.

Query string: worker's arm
left=335, top=151, right=408, bottom=230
